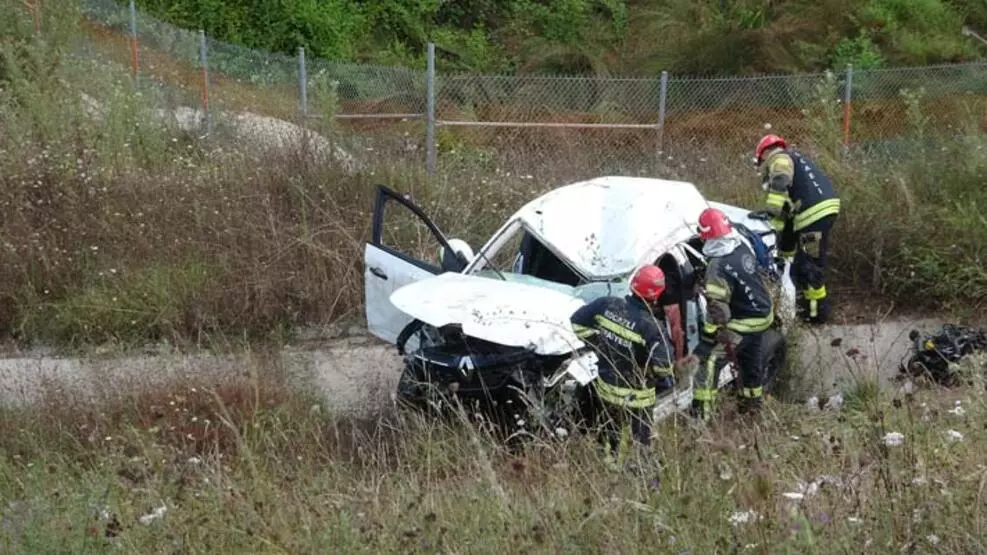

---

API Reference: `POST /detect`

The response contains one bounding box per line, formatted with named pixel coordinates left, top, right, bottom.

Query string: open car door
left=365, top=185, right=467, bottom=344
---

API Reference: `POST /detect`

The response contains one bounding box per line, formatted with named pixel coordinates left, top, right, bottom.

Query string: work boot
left=689, top=399, right=714, bottom=421
left=737, top=396, right=764, bottom=416
left=798, top=296, right=831, bottom=325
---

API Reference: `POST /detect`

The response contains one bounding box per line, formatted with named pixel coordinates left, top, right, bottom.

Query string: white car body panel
left=364, top=243, right=438, bottom=344
left=389, top=272, right=587, bottom=356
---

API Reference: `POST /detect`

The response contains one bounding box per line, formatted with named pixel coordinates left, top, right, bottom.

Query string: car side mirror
left=440, top=238, right=475, bottom=272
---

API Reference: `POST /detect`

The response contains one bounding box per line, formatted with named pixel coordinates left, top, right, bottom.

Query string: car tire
left=759, top=328, right=787, bottom=395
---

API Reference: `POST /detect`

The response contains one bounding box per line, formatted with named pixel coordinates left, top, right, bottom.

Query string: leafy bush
left=115, top=0, right=984, bottom=77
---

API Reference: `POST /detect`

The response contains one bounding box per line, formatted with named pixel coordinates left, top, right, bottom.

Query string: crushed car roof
left=513, top=175, right=709, bottom=280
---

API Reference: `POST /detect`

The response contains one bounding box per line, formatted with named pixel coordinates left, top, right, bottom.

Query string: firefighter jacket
left=703, top=241, right=775, bottom=336
left=762, top=148, right=841, bottom=233
left=570, top=295, right=674, bottom=408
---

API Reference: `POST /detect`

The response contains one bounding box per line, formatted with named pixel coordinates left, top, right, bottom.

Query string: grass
left=1, top=349, right=987, bottom=553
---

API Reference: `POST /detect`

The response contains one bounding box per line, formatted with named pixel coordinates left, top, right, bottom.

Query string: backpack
left=734, top=223, right=773, bottom=272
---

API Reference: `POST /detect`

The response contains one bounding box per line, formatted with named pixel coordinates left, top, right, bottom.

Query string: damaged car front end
left=364, top=176, right=795, bottom=438
left=395, top=319, right=573, bottom=431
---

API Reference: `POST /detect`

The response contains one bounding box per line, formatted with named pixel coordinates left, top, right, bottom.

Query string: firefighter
left=753, top=134, right=841, bottom=324
left=569, top=264, right=679, bottom=471
left=691, top=207, right=775, bottom=419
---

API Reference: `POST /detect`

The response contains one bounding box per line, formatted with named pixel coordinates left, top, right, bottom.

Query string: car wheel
left=759, top=328, right=787, bottom=395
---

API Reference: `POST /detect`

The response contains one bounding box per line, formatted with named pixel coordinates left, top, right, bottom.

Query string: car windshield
left=468, top=220, right=629, bottom=302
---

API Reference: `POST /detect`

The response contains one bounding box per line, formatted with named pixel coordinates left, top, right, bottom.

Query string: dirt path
left=0, top=318, right=947, bottom=413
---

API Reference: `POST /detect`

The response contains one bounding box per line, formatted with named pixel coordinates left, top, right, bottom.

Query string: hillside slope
left=127, top=0, right=987, bottom=75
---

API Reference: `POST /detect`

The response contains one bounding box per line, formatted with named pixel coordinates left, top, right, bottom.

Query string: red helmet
left=630, top=264, right=666, bottom=302
left=697, top=207, right=733, bottom=241
left=755, top=134, right=787, bottom=164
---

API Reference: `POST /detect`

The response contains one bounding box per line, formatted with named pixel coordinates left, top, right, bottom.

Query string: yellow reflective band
left=594, top=380, right=657, bottom=408
left=693, top=388, right=716, bottom=402
left=769, top=155, right=794, bottom=175
left=725, top=310, right=774, bottom=333
left=652, top=365, right=674, bottom=378
left=794, top=198, right=841, bottom=231
left=770, top=218, right=786, bottom=232
left=593, top=315, right=645, bottom=345
left=705, top=283, right=730, bottom=301
left=703, top=322, right=720, bottom=335
left=765, top=192, right=787, bottom=208
left=780, top=249, right=796, bottom=258
left=804, top=285, right=827, bottom=300
left=810, top=299, right=818, bottom=318
left=572, top=324, right=597, bottom=339
left=742, top=386, right=763, bottom=398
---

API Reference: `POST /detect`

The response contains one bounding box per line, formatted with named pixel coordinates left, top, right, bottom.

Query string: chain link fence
left=26, top=0, right=987, bottom=183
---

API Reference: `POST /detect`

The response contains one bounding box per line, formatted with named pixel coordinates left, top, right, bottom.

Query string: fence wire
left=40, top=0, right=987, bottom=181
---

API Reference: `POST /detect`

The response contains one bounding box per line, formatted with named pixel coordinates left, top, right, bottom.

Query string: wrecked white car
left=364, top=175, right=795, bottom=434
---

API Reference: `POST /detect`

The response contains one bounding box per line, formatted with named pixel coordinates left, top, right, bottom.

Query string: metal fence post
left=657, top=70, right=668, bottom=159
left=199, top=29, right=212, bottom=136
left=298, top=47, right=308, bottom=119
left=426, top=42, right=436, bottom=176
left=129, top=0, right=139, bottom=80
left=842, top=64, right=853, bottom=146
left=31, top=0, right=41, bottom=36
left=842, top=64, right=853, bottom=162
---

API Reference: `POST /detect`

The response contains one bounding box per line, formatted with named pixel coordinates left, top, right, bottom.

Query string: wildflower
left=138, top=504, right=167, bottom=525
left=728, top=510, right=760, bottom=526
left=882, top=432, right=904, bottom=446
left=945, top=429, right=964, bottom=442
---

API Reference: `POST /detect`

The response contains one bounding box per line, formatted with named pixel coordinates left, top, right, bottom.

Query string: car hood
left=389, top=272, right=587, bottom=356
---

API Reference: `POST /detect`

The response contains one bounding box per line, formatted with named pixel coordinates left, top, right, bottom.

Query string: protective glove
left=747, top=210, right=772, bottom=221
left=715, top=327, right=741, bottom=348
left=673, top=354, right=699, bottom=383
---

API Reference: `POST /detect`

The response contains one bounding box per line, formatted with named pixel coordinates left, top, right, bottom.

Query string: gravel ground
left=0, top=318, right=947, bottom=413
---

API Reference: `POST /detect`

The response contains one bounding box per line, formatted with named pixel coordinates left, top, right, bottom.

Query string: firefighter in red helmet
left=752, top=134, right=841, bottom=324
left=570, top=264, right=681, bottom=470
left=691, top=207, right=775, bottom=419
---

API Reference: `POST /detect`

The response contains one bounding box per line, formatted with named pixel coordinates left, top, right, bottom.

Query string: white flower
left=781, top=492, right=804, bottom=501
left=948, top=405, right=966, bottom=416
left=728, top=510, right=760, bottom=526
left=926, top=534, right=940, bottom=545
left=945, top=429, right=965, bottom=442
left=138, top=504, right=168, bottom=525
left=883, top=432, right=905, bottom=446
